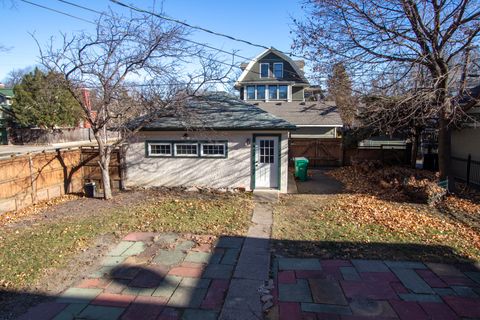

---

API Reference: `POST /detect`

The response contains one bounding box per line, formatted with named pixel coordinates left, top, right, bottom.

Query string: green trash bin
left=294, top=157, right=309, bottom=181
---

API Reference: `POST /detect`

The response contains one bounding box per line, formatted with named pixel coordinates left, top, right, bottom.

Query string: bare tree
left=2, top=66, right=34, bottom=87
left=293, top=0, right=480, bottom=185
left=38, top=10, right=230, bottom=199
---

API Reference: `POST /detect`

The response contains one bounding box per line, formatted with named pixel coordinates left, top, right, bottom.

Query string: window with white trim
left=257, top=85, right=266, bottom=100
left=260, top=63, right=269, bottom=78
left=201, top=143, right=226, bottom=157
left=174, top=143, right=198, bottom=157
left=246, top=86, right=255, bottom=100
left=273, top=63, right=283, bottom=78
left=148, top=142, right=172, bottom=156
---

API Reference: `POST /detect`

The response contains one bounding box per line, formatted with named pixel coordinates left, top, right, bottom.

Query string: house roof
left=254, top=101, right=343, bottom=127
left=0, top=88, right=14, bottom=98
left=235, top=47, right=309, bottom=86
left=134, top=93, right=296, bottom=131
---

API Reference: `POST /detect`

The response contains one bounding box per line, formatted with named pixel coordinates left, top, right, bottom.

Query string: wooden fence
left=0, top=147, right=121, bottom=214
left=9, top=128, right=120, bottom=145
left=289, top=138, right=343, bottom=167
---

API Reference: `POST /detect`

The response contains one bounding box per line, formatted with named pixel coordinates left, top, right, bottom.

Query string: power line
left=20, top=0, right=95, bottom=24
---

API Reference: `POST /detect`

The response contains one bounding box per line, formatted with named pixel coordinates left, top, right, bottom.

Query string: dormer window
left=260, top=63, right=269, bottom=78
left=273, top=63, right=283, bottom=79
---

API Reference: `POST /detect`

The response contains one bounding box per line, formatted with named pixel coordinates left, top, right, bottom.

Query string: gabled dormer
left=235, top=48, right=310, bottom=102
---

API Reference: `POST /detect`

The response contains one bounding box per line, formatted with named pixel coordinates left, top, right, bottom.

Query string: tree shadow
left=2, top=235, right=479, bottom=320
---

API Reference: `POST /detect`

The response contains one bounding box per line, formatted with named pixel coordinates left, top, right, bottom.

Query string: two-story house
left=0, top=87, right=13, bottom=145
left=235, top=48, right=344, bottom=166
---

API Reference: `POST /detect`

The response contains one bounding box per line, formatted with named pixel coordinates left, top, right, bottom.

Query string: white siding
left=125, top=130, right=289, bottom=193
left=451, top=128, right=480, bottom=160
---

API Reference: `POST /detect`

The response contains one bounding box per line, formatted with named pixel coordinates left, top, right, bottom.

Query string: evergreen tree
left=12, top=68, right=82, bottom=129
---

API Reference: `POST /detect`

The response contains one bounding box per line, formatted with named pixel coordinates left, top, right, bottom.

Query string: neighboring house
left=125, top=93, right=294, bottom=193
left=451, top=84, right=480, bottom=185
left=234, top=47, right=343, bottom=166
left=0, top=88, right=13, bottom=145
left=235, top=47, right=310, bottom=103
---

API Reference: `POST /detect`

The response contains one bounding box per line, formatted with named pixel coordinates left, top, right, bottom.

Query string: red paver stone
left=321, top=260, right=352, bottom=268
left=390, top=281, right=409, bottom=294
left=443, top=296, right=480, bottom=318
left=168, top=266, right=203, bottom=278
left=390, top=300, right=429, bottom=320
left=419, top=302, right=459, bottom=320
left=340, top=316, right=397, bottom=320
left=17, top=302, right=67, bottom=320
left=201, top=279, right=230, bottom=310
left=278, top=271, right=297, bottom=284
left=192, top=244, right=212, bottom=252
left=315, top=313, right=340, bottom=320
left=322, top=266, right=343, bottom=281
left=123, top=232, right=157, bottom=241
left=341, top=280, right=398, bottom=300
left=157, top=307, right=180, bottom=320
left=121, top=296, right=167, bottom=320
left=279, top=302, right=302, bottom=320
left=415, top=270, right=448, bottom=288
left=360, top=272, right=398, bottom=283
left=77, top=277, right=111, bottom=289
left=295, top=270, right=326, bottom=279
left=301, top=312, right=318, bottom=320
left=91, top=293, right=136, bottom=307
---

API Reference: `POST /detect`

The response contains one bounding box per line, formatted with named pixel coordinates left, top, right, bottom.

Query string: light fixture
left=245, top=138, right=251, bottom=146
left=183, top=133, right=189, bottom=139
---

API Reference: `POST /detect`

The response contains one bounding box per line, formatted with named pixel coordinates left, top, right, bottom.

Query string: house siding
left=292, top=87, right=304, bottom=101
left=125, top=130, right=289, bottom=193
left=241, top=52, right=305, bottom=83
left=452, top=128, right=480, bottom=159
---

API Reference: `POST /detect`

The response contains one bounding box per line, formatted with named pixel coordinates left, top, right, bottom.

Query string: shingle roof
left=135, top=93, right=296, bottom=131
left=254, top=101, right=343, bottom=126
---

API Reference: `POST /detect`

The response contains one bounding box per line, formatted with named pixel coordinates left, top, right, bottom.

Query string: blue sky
left=0, top=0, right=306, bottom=82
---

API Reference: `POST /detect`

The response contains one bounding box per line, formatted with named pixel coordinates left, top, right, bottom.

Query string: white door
left=255, top=136, right=279, bottom=189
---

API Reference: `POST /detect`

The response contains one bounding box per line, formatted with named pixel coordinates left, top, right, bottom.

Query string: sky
left=0, top=0, right=307, bottom=83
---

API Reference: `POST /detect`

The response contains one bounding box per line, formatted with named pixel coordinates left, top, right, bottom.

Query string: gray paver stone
left=122, top=286, right=155, bottom=296
left=426, top=262, right=465, bottom=277
left=451, top=286, right=479, bottom=298
left=57, top=288, right=102, bottom=304
left=384, top=261, right=427, bottom=269
left=121, top=241, right=145, bottom=256
left=349, top=300, right=397, bottom=318
left=185, top=252, right=212, bottom=264
left=183, top=309, right=218, bottom=320
left=203, top=264, right=234, bottom=279
left=52, top=303, right=88, bottom=320
left=152, top=276, right=182, bottom=298
left=351, top=260, right=389, bottom=273
left=278, top=258, right=322, bottom=271
left=78, top=305, right=125, bottom=320
left=168, top=287, right=207, bottom=308
left=301, top=303, right=352, bottom=315
left=89, top=266, right=114, bottom=279
left=108, top=241, right=134, bottom=256
left=465, top=272, right=480, bottom=284
left=433, top=288, right=456, bottom=296
left=101, top=256, right=127, bottom=267
left=216, top=237, right=244, bottom=249
left=309, top=279, right=348, bottom=305
left=154, top=233, right=179, bottom=245
left=234, top=260, right=269, bottom=281
left=340, top=267, right=361, bottom=281
left=176, top=240, right=196, bottom=252
left=180, top=277, right=211, bottom=288
left=391, top=268, right=434, bottom=294
left=399, top=293, right=442, bottom=302
left=221, top=249, right=240, bottom=265
left=153, top=250, right=186, bottom=266
left=278, top=279, right=313, bottom=303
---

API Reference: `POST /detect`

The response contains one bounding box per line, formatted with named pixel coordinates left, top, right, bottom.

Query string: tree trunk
left=100, top=151, right=113, bottom=200
left=410, top=131, right=420, bottom=169
left=438, top=114, right=454, bottom=191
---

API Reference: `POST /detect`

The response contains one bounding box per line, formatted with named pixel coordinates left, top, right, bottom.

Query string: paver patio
left=271, top=257, right=480, bottom=320
left=18, top=232, right=243, bottom=320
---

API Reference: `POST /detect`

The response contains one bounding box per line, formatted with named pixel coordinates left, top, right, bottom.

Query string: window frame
left=273, top=62, right=283, bottom=79
left=259, top=63, right=269, bottom=78
left=146, top=142, right=173, bottom=157
left=246, top=85, right=256, bottom=100
left=174, top=143, right=199, bottom=157
left=278, top=85, right=288, bottom=99
left=256, top=85, right=266, bottom=100
left=145, top=140, right=228, bottom=159
left=268, top=85, right=278, bottom=100
left=200, top=142, right=228, bottom=158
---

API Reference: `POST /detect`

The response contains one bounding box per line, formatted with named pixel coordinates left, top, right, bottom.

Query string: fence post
left=467, top=154, right=472, bottom=186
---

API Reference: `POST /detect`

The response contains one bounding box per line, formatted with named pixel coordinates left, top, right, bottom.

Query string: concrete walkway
left=219, top=191, right=277, bottom=320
